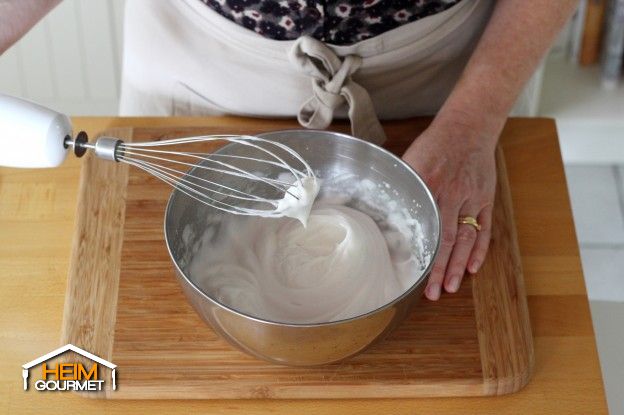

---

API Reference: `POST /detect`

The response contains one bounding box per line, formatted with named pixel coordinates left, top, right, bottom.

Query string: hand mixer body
left=0, top=93, right=72, bottom=168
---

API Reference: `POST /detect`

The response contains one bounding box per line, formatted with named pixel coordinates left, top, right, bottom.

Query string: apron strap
left=288, top=36, right=387, bottom=145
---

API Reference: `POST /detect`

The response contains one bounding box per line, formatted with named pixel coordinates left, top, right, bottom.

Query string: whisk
left=0, top=94, right=317, bottom=217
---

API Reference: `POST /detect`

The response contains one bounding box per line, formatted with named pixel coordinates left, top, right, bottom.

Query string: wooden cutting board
left=61, top=120, right=533, bottom=399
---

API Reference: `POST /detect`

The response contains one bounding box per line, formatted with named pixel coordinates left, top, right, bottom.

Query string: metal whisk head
left=65, top=133, right=317, bottom=217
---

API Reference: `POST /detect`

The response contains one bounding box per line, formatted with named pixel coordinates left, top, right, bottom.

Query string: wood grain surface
left=59, top=128, right=131, bottom=396
left=0, top=117, right=608, bottom=413
left=58, top=122, right=533, bottom=399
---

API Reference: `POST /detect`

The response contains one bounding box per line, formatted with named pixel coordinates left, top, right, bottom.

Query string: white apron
left=119, top=0, right=527, bottom=144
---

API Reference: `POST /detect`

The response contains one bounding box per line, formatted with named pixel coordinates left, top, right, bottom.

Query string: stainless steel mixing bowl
left=164, top=130, right=440, bottom=366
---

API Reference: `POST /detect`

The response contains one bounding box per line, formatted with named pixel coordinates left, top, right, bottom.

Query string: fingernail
left=447, top=275, right=461, bottom=293
left=469, top=260, right=480, bottom=274
left=426, top=283, right=441, bottom=301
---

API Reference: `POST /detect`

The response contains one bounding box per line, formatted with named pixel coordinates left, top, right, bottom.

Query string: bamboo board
left=61, top=121, right=533, bottom=399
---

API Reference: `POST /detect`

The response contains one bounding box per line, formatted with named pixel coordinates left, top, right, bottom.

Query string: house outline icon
left=22, top=344, right=117, bottom=391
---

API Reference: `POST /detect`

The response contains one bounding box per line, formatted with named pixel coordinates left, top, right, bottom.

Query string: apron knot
left=289, top=36, right=386, bottom=145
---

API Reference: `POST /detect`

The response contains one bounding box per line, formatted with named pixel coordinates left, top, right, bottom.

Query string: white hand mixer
left=0, top=94, right=319, bottom=218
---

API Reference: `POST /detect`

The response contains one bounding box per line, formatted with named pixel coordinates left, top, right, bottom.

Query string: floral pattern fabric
left=200, top=0, right=463, bottom=45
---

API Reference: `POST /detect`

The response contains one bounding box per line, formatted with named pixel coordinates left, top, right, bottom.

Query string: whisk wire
left=117, top=155, right=278, bottom=204
left=124, top=157, right=281, bottom=216
left=101, top=134, right=317, bottom=217
left=119, top=147, right=299, bottom=197
left=121, top=134, right=313, bottom=175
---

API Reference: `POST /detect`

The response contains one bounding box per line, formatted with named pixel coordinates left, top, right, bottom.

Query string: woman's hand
left=402, top=114, right=498, bottom=301
left=397, top=0, right=577, bottom=302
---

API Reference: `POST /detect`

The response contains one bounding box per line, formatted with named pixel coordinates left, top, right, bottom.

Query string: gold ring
left=458, top=216, right=481, bottom=231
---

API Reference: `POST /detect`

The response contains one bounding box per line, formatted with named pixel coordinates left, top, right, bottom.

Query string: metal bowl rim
left=163, top=128, right=441, bottom=328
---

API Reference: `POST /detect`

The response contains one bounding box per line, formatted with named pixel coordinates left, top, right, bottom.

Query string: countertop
left=0, top=116, right=608, bottom=414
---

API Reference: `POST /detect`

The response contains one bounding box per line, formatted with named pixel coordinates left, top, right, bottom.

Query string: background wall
left=0, top=0, right=125, bottom=115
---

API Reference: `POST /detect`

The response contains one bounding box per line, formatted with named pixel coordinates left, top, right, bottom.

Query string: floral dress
left=200, top=0, right=464, bottom=45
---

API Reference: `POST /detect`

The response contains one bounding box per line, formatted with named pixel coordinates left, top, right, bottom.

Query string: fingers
left=424, top=198, right=460, bottom=301
left=468, top=204, right=493, bottom=274
left=443, top=203, right=479, bottom=294
left=426, top=199, right=493, bottom=301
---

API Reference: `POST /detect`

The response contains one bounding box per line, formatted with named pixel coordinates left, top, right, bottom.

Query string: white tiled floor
left=580, top=247, right=624, bottom=302
left=566, top=166, right=624, bottom=245
left=590, top=301, right=624, bottom=415
left=565, top=164, right=624, bottom=415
